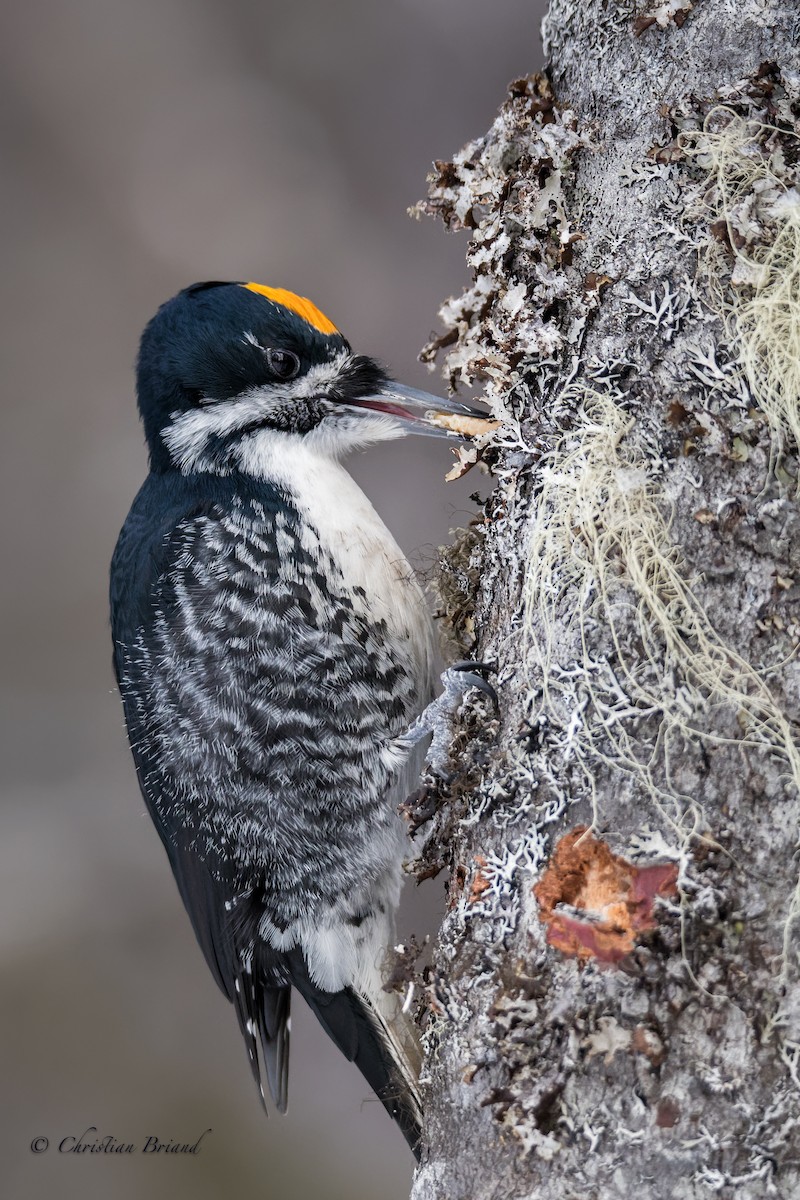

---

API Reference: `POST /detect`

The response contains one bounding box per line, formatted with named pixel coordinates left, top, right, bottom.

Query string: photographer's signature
left=30, top=1126, right=211, bottom=1156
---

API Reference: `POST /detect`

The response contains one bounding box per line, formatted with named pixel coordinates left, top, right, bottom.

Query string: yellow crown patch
left=243, top=283, right=339, bottom=336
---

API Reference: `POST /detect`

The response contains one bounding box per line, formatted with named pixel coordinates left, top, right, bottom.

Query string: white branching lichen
left=458, top=831, right=549, bottom=938
left=622, top=279, right=693, bottom=340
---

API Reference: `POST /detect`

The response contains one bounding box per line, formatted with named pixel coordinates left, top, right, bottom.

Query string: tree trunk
left=409, top=4, right=800, bottom=1198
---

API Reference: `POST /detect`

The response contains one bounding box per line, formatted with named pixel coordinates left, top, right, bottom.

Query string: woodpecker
left=110, top=280, right=486, bottom=1158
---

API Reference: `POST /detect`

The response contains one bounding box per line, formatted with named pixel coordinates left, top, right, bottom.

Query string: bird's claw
left=445, top=660, right=498, bottom=709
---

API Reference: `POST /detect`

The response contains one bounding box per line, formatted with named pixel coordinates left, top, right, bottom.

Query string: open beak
left=344, top=382, right=497, bottom=439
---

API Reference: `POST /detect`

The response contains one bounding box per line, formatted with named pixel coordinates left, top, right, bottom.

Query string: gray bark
left=408, top=4, right=800, bottom=1198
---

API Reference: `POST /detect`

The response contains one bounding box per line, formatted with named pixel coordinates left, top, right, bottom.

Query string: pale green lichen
left=680, top=107, right=800, bottom=472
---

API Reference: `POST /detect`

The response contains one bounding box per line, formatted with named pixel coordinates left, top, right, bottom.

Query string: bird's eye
left=267, top=349, right=301, bottom=380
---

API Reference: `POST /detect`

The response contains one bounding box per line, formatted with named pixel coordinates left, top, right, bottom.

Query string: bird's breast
left=241, top=435, right=436, bottom=699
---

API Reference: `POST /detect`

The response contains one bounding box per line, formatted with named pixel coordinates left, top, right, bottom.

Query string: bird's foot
left=398, top=661, right=497, bottom=778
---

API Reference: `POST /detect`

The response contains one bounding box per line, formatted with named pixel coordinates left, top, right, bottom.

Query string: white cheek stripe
left=161, top=353, right=351, bottom=473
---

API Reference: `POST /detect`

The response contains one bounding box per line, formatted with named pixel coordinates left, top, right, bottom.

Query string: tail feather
left=233, top=965, right=292, bottom=1114
left=260, top=985, right=291, bottom=1113
left=230, top=940, right=423, bottom=1157
left=299, top=982, right=423, bottom=1159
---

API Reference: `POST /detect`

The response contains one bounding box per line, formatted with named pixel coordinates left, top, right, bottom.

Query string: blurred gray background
left=0, top=2, right=544, bottom=1196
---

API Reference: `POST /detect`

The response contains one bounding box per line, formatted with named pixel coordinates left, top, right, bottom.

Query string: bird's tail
left=234, top=938, right=424, bottom=1157
left=298, top=978, right=423, bottom=1159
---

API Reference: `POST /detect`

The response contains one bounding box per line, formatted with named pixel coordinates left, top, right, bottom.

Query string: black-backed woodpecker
left=110, top=280, right=485, bottom=1157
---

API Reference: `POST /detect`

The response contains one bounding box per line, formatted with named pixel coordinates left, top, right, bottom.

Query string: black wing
left=111, top=474, right=299, bottom=1106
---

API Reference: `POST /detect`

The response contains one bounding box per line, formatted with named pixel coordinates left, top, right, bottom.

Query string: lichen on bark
left=410, top=5, right=800, bottom=1198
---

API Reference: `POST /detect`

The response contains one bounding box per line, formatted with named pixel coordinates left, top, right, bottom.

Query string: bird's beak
left=344, top=383, right=498, bottom=439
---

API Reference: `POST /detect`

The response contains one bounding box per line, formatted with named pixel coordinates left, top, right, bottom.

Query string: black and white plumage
left=110, top=281, right=484, bottom=1156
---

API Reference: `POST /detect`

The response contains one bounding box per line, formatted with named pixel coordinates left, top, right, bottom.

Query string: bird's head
left=136, top=280, right=483, bottom=475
